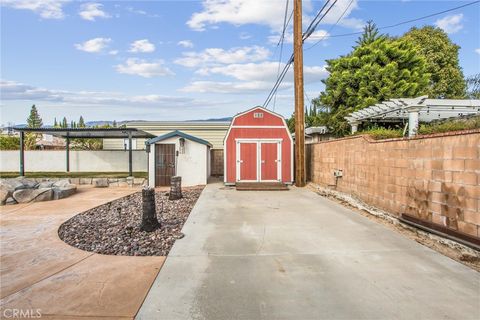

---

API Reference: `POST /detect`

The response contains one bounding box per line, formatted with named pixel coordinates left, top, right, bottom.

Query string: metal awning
left=345, top=96, right=480, bottom=136
left=12, top=127, right=155, bottom=139
left=12, top=127, right=154, bottom=177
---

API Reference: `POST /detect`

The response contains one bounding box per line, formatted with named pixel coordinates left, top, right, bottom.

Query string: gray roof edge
left=145, top=130, right=213, bottom=147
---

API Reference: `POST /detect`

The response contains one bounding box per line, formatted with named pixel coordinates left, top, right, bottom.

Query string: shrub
left=358, top=127, right=404, bottom=140
left=418, top=116, right=480, bottom=135
left=0, top=135, right=20, bottom=150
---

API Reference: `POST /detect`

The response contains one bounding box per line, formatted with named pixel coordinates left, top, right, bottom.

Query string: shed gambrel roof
left=145, top=130, right=212, bottom=147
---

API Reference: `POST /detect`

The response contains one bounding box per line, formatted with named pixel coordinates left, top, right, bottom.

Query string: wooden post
left=140, top=187, right=160, bottom=232
left=19, top=131, right=25, bottom=176
left=294, top=0, right=306, bottom=187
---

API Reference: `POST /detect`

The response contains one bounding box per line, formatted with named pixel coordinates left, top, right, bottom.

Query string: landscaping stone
left=53, top=184, right=77, bottom=200
left=16, top=178, right=38, bottom=190
left=38, top=181, right=55, bottom=189
left=80, top=178, right=92, bottom=185
left=13, top=188, right=53, bottom=203
left=94, top=178, right=109, bottom=188
left=58, top=187, right=203, bottom=256
left=0, top=184, right=13, bottom=205
left=53, top=179, right=71, bottom=188
left=69, top=178, right=80, bottom=185
left=1, top=179, right=25, bottom=191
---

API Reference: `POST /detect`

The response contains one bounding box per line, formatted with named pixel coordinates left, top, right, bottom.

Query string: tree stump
left=140, top=187, right=160, bottom=232
left=169, top=176, right=183, bottom=200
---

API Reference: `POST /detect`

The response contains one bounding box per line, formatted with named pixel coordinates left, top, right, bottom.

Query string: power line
left=273, top=0, right=291, bottom=111
left=264, top=0, right=340, bottom=108
left=308, top=0, right=479, bottom=46
left=303, top=0, right=338, bottom=41
left=305, top=0, right=354, bottom=50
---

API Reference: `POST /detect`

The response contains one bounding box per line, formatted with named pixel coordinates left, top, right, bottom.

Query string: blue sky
left=1, top=0, right=479, bottom=125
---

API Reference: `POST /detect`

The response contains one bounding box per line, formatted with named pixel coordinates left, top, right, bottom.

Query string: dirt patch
left=307, top=183, right=480, bottom=272
left=58, top=186, right=204, bottom=256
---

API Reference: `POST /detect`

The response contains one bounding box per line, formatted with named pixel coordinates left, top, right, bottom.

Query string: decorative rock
left=53, top=179, right=71, bottom=188
left=38, top=181, right=55, bottom=189
left=69, top=178, right=80, bottom=185
left=0, top=184, right=13, bottom=205
left=80, top=178, right=92, bottom=185
left=16, top=178, right=38, bottom=190
left=94, top=178, right=109, bottom=188
left=13, top=188, right=53, bottom=203
left=53, top=184, right=77, bottom=200
left=1, top=179, right=22, bottom=190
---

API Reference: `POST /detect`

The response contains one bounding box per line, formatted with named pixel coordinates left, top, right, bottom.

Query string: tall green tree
left=402, top=26, right=466, bottom=98
left=27, top=105, right=43, bottom=128
left=62, top=117, right=68, bottom=128
left=78, top=116, right=86, bottom=128
left=355, top=20, right=383, bottom=47
left=319, top=24, right=429, bottom=135
left=54, top=117, right=58, bottom=127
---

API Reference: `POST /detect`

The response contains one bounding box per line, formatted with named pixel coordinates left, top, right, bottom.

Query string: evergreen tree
left=402, top=26, right=466, bottom=98
left=319, top=25, right=429, bottom=135
left=62, top=117, right=68, bottom=128
left=78, top=116, right=86, bottom=128
left=355, top=20, right=383, bottom=47
left=26, top=105, right=43, bottom=128
left=54, top=117, right=58, bottom=127
left=112, top=120, right=117, bottom=128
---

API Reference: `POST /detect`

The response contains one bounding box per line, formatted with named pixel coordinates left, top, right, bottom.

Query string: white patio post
left=407, top=106, right=422, bottom=137
left=350, top=121, right=360, bottom=134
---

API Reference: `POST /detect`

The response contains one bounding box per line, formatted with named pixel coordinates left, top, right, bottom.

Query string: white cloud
left=115, top=58, right=173, bottom=78
left=435, top=14, right=463, bottom=34
left=1, top=0, right=69, bottom=19
left=0, top=80, right=211, bottom=109
left=108, top=50, right=119, bottom=55
left=269, top=29, right=330, bottom=44
left=129, top=39, right=156, bottom=53
left=74, top=38, right=111, bottom=53
left=476, top=48, right=480, bottom=55
left=178, top=40, right=194, bottom=48
left=187, top=0, right=361, bottom=33
left=182, top=61, right=327, bottom=93
left=175, top=46, right=270, bottom=68
left=187, top=0, right=298, bottom=31
left=79, top=2, right=110, bottom=21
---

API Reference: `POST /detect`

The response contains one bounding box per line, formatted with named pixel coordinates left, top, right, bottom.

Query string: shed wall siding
left=148, top=136, right=209, bottom=187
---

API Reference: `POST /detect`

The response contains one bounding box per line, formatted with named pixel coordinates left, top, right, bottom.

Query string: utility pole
left=294, top=0, right=306, bottom=187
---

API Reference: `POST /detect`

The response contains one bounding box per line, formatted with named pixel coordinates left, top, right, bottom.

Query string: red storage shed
left=224, top=106, right=293, bottom=185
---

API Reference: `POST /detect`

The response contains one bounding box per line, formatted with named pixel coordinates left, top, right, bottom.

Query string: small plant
left=418, top=116, right=480, bottom=135
left=358, top=127, right=404, bottom=140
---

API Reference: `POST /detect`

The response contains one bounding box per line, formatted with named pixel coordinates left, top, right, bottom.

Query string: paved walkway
left=0, top=186, right=165, bottom=319
left=138, top=182, right=479, bottom=320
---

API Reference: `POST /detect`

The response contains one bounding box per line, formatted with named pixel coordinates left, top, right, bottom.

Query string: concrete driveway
left=137, top=182, right=479, bottom=320
left=0, top=186, right=165, bottom=319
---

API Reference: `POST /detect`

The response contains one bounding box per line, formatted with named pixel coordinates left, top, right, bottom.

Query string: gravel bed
left=59, top=187, right=204, bottom=256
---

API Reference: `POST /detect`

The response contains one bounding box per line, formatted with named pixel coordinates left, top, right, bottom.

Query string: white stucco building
left=145, top=130, right=212, bottom=187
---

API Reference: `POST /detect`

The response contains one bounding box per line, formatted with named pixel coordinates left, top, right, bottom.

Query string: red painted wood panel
left=225, top=127, right=292, bottom=183
left=261, top=143, right=278, bottom=181
left=232, top=108, right=285, bottom=126
left=240, top=143, right=257, bottom=181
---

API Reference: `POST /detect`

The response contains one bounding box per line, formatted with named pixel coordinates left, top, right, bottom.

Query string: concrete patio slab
left=137, top=182, right=480, bottom=320
left=0, top=186, right=165, bottom=319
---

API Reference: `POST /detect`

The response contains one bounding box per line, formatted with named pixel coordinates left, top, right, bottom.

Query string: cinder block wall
left=307, top=130, right=480, bottom=238
left=210, top=149, right=224, bottom=176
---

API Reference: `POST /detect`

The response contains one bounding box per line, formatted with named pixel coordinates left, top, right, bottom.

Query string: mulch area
left=58, top=186, right=204, bottom=256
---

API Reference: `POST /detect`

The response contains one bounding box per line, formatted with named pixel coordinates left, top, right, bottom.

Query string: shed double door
left=237, top=141, right=280, bottom=182
left=155, top=144, right=176, bottom=186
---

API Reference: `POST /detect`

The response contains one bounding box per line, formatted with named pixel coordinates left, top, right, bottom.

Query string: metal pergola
left=13, top=128, right=155, bottom=176
left=345, top=96, right=480, bottom=137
